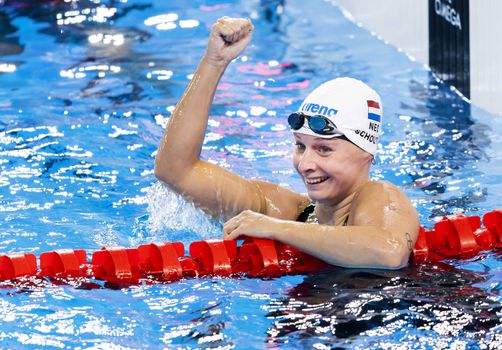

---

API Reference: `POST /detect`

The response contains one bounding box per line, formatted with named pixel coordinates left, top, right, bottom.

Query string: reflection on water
left=265, top=261, right=502, bottom=348
left=0, top=0, right=501, bottom=348
left=400, top=76, right=491, bottom=220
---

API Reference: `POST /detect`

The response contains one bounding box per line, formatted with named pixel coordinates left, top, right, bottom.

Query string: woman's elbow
left=379, top=247, right=410, bottom=270
left=154, top=160, right=168, bottom=182
left=154, top=158, right=195, bottom=190
left=154, top=160, right=177, bottom=186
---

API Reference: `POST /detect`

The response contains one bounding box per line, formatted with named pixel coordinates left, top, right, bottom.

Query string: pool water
left=1, top=0, right=501, bottom=348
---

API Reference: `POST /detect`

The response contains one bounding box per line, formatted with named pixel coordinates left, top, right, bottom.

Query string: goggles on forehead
left=288, top=112, right=340, bottom=136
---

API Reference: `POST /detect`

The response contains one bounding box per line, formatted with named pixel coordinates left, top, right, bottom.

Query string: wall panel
left=332, top=0, right=502, bottom=116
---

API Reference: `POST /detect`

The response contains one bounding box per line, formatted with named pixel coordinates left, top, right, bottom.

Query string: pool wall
left=332, top=0, right=502, bottom=117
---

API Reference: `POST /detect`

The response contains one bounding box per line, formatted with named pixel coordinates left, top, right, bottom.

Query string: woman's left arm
left=223, top=181, right=420, bottom=269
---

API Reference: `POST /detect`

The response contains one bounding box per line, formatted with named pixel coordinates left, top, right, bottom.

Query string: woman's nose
left=297, top=150, right=317, bottom=173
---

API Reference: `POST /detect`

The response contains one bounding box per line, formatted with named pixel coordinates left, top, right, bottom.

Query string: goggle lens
left=288, top=112, right=337, bottom=135
left=309, top=117, right=328, bottom=133
left=288, top=113, right=304, bottom=130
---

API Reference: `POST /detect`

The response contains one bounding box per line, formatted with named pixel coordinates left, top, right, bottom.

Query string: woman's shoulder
left=359, top=179, right=401, bottom=191
left=354, top=180, right=413, bottom=208
left=350, top=180, right=420, bottom=239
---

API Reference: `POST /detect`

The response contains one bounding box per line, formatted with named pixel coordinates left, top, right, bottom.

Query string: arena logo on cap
left=367, top=100, right=381, bottom=122
left=301, top=102, right=337, bottom=117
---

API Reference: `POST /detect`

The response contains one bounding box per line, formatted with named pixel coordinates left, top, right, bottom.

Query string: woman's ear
left=361, top=153, right=374, bottom=168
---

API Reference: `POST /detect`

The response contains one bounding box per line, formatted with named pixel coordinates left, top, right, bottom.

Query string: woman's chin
left=306, top=188, right=341, bottom=205
left=306, top=190, right=330, bottom=204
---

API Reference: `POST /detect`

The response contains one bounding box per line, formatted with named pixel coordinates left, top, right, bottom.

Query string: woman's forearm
left=155, top=17, right=253, bottom=186
left=223, top=210, right=412, bottom=269
left=273, top=221, right=409, bottom=269
left=154, top=59, right=226, bottom=184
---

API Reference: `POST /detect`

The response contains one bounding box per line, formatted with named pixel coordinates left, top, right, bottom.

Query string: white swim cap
left=292, top=77, right=382, bottom=155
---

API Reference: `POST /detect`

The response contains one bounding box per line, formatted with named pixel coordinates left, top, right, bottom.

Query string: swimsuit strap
left=296, top=203, right=350, bottom=226
left=296, top=203, right=316, bottom=222
left=342, top=214, right=349, bottom=226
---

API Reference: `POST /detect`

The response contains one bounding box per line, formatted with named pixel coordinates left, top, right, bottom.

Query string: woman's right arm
left=154, top=17, right=306, bottom=220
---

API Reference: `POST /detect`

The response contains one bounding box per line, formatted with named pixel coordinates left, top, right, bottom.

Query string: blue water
left=1, top=0, right=501, bottom=348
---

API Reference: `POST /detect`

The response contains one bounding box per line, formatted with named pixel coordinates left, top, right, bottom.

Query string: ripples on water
left=0, top=0, right=501, bottom=348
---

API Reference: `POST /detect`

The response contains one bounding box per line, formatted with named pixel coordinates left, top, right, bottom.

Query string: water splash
left=136, top=182, right=222, bottom=245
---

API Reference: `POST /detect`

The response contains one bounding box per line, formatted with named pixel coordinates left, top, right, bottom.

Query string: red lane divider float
left=412, top=210, right=502, bottom=263
left=1, top=210, right=502, bottom=284
left=0, top=253, right=37, bottom=281
left=40, top=249, right=88, bottom=278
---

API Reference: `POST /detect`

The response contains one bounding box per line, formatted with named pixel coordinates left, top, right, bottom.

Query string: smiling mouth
left=304, top=176, right=329, bottom=185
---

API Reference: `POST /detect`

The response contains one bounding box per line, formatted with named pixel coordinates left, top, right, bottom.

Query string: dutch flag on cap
left=367, top=100, right=381, bottom=122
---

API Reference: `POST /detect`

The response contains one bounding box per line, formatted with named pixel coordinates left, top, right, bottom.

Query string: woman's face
left=292, top=133, right=372, bottom=205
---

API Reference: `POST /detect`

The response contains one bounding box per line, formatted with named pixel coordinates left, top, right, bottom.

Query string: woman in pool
left=154, top=17, right=419, bottom=269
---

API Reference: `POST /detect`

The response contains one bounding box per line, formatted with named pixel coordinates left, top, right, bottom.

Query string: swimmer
left=154, top=17, right=419, bottom=269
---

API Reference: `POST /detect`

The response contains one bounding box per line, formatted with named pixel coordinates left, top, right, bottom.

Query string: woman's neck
left=315, top=180, right=370, bottom=225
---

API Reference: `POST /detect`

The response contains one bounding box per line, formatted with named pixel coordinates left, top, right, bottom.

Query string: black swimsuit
left=296, top=203, right=350, bottom=226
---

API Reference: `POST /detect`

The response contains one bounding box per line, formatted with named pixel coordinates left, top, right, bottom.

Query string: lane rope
left=1, top=210, right=501, bottom=285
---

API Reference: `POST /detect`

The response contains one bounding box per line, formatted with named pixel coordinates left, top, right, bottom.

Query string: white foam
left=138, top=182, right=222, bottom=244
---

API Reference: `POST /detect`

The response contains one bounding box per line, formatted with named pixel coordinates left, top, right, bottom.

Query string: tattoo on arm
left=405, top=232, right=413, bottom=252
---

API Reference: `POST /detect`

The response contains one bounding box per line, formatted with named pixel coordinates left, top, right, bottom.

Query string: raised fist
left=204, top=17, right=254, bottom=67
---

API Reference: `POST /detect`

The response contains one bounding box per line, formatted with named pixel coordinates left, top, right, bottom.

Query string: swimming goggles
left=288, top=112, right=339, bottom=135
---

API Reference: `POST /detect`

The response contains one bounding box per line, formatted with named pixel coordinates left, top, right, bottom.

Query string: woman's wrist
left=267, top=217, right=295, bottom=242
left=201, top=54, right=231, bottom=70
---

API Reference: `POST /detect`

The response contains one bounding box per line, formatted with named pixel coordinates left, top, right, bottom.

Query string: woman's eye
left=319, top=146, right=333, bottom=154
left=295, top=142, right=305, bottom=151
